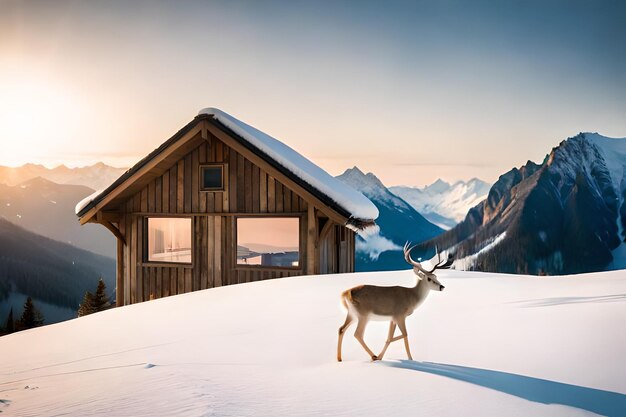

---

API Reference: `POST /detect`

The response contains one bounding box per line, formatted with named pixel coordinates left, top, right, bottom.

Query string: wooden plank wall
left=119, top=134, right=320, bottom=305
left=318, top=224, right=355, bottom=275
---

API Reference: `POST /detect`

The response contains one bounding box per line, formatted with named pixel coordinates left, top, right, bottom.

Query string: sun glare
left=0, top=74, right=83, bottom=167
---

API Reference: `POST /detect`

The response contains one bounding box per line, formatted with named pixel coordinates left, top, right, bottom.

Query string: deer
left=337, top=243, right=453, bottom=362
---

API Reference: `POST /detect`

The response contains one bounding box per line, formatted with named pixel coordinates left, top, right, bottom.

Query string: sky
left=1, top=0, right=625, bottom=187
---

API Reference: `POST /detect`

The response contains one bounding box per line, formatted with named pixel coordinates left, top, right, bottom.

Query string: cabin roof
left=76, top=108, right=378, bottom=228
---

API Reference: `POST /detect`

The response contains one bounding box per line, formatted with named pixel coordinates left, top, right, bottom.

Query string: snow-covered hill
left=1, top=270, right=625, bottom=416
left=390, top=178, right=491, bottom=229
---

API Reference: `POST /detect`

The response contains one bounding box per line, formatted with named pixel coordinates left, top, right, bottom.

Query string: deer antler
left=404, top=243, right=454, bottom=274
left=403, top=242, right=428, bottom=275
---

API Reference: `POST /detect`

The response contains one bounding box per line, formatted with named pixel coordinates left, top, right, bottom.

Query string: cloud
left=355, top=226, right=401, bottom=261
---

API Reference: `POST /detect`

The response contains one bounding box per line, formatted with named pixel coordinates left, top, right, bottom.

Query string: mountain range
left=2, top=131, right=625, bottom=326
left=0, top=177, right=116, bottom=258
left=390, top=178, right=491, bottom=229
left=336, top=167, right=443, bottom=270
left=417, top=133, right=626, bottom=275
left=0, top=162, right=127, bottom=190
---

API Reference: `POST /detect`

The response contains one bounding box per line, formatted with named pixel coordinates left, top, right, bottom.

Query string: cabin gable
left=114, top=131, right=355, bottom=306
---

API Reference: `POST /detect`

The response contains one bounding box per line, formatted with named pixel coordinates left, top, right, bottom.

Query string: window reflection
left=237, top=218, right=299, bottom=267
left=147, top=217, right=192, bottom=263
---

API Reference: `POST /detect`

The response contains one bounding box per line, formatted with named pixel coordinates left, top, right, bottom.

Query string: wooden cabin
left=76, top=108, right=378, bottom=306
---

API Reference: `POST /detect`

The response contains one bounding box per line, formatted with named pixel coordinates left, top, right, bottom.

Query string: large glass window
left=237, top=217, right=300, bottom=267
left=147, top=217, right=192, bottom=263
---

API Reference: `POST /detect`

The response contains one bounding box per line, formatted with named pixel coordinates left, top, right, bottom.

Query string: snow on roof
left=75, top=188, right=104, bottom=215
left=198, top=108, right=378, bottom=221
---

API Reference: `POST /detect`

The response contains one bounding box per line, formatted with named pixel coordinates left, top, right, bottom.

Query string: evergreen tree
left=78, top=291, right=96, bottom=317
left=18, top=297, right=44, bottom=329
left=5, top=307, right=14, bottom=334
left=93, top=279, right=111, bottom=312
left=77, top=278, right=111, bottom=317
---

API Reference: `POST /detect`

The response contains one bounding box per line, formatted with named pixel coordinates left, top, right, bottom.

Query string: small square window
left=201, top=165, right=223, bottom=190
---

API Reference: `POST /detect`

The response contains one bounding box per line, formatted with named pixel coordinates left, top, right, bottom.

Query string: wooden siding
left=115, top=133, right=356, bottom=306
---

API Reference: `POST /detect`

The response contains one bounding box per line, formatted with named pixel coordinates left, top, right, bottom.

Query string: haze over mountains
left=0, top=163, right=121, bottom=324
left=0, top=218, right=115, bottom=324
left=0, top=177, right=115, bottom=258
left=0, top=162, right=127, bottom=190
left=418, top=133, right=626, bottom=275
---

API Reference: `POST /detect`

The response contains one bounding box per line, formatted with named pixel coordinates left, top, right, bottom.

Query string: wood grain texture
left=114, top=130, right=356, bottom=305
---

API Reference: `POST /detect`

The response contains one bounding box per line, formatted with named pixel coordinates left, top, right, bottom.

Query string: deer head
left=403, top=243, right=453, bottom=291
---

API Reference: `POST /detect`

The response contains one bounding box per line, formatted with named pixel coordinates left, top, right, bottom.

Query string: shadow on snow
left=380, top=360, right=626, bottom=417
left=509, top=294, right=626, bottom=308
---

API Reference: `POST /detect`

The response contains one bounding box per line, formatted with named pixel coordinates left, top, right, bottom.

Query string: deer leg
left=396, top=317, right=413, bottom=361
left=377, top=321, right=397, bottom=360
left=337, top=313, right=354, bottom=362
left=353, top=318, right=378, bottom=361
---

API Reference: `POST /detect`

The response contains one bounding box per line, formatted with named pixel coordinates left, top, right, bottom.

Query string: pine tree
left=78, top=291, right=96, bottom=317
left=77, top=278, right=111, bottom=317
left=93, top=279, right=111, bottom=312
left=5, top=307, right=14, bottom=334
left=18, top=297, right=44, bottom=329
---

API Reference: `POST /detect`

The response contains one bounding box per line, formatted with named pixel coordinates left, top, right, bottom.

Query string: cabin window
left=200, top=164, right=224, bottom=191
left=236, top=217, right=300, bottom=268
left=147, top=217, right=192, bottom=264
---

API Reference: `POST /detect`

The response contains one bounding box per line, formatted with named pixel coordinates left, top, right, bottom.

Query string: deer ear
left=414, top=268, right=424, bottom=280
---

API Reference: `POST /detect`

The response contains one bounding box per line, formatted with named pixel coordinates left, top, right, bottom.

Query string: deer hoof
left=371, top=355, right=380, bottom=361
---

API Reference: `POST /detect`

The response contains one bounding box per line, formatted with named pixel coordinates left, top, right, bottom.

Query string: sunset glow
left=0, top=1, right=624, bottom=185
left=0, top=71, right=84, bottom=166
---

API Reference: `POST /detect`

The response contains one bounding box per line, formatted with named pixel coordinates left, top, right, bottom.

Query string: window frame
left=143, top=216, right=194, bottom=267
left=234, top=215, right=303, bottom=271
left=199, top=163, right=226, bottom=192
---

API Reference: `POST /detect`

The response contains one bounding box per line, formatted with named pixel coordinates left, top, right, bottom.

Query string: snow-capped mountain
left=390, top=178, right=491, bottom=229
left=417, top=132, right=626, bottom=275
left=336, top=167, right=443, bottom=270
left=0, top=162, right=127, bottom=190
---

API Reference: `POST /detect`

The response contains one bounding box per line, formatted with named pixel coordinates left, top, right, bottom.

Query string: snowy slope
left=1, top=270, right=625, bottom=417
left=390, top=178, right=491, bottom=229
left=586, top=133, right=626, bottom=269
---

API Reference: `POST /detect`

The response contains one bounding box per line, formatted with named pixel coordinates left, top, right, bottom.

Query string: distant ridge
left=0, top=162, right=127, bottom=190
left=0, top=217, right=115, bottom=324
left=0, top=177, right=116, bottom=258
